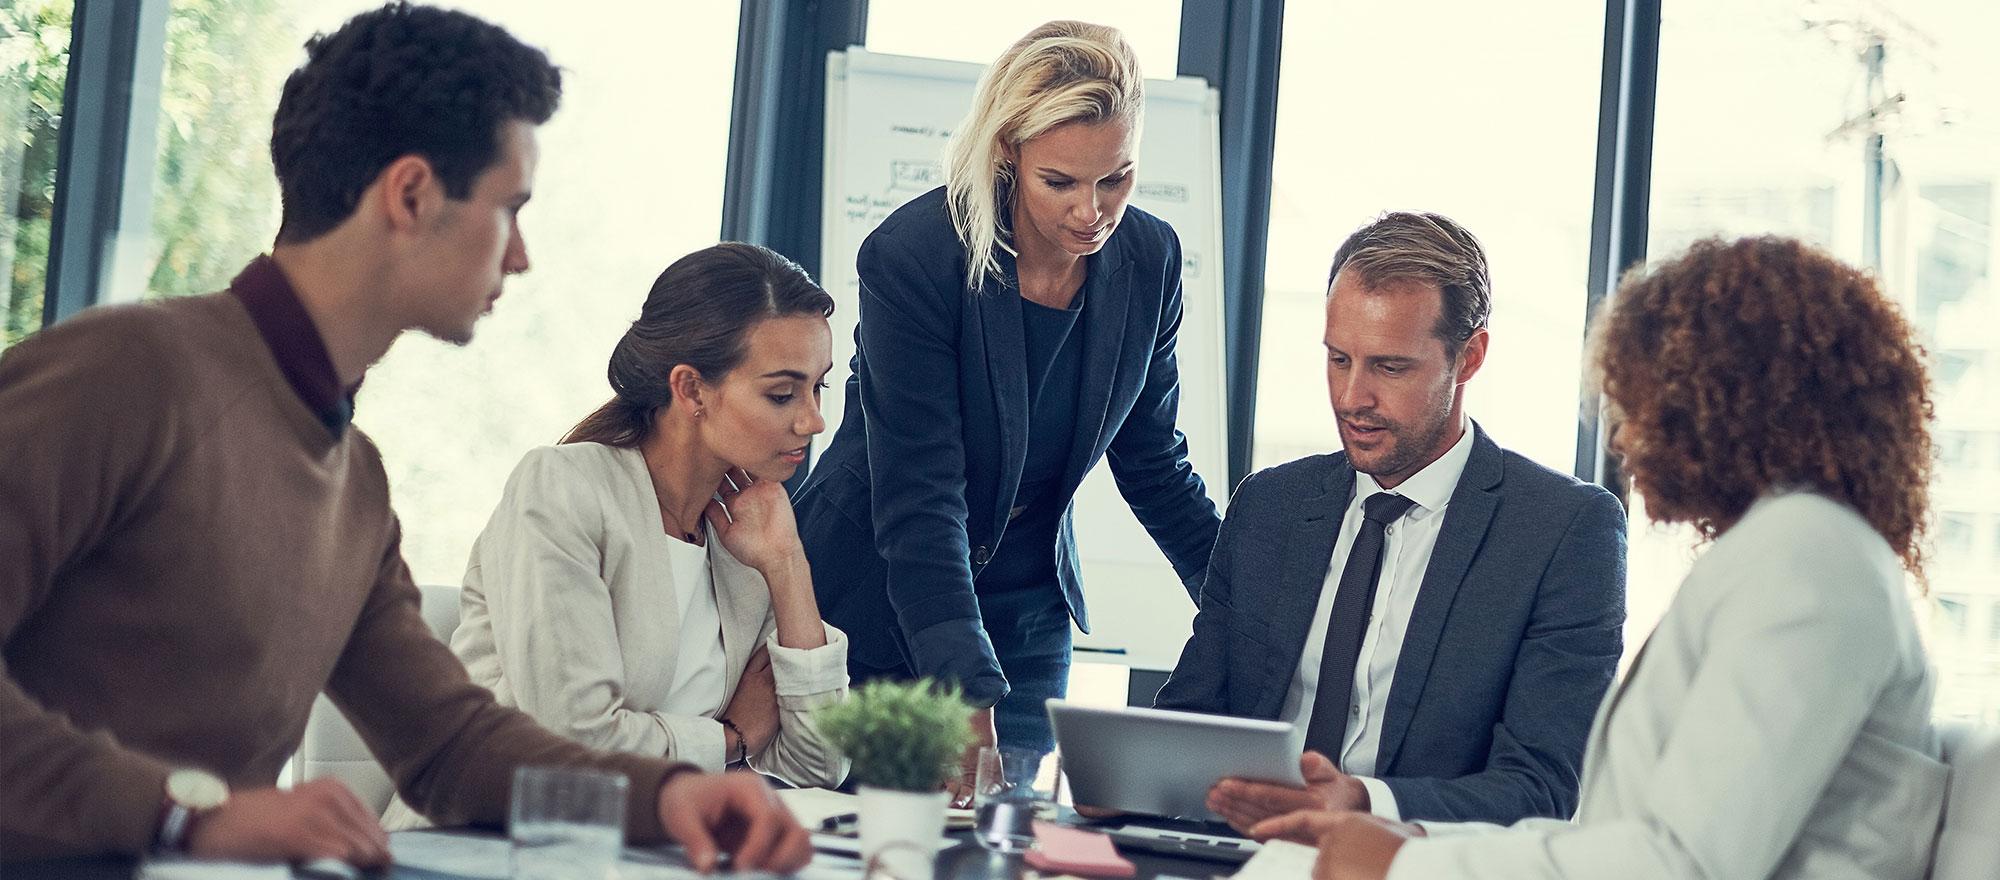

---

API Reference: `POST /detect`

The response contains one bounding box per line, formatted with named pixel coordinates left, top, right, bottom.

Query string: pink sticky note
left=1022, top=821, right=1137, bottom=878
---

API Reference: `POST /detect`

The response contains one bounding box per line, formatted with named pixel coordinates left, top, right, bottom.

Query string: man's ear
left=376, top=154, right=442, bottom=235
left=1455, top=327, right=1490, bottom=385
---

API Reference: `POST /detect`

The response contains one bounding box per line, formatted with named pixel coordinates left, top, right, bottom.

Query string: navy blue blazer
left=1154, top=426, right=1626, bottom=824
left=794, top=187, right=1221, bottom=707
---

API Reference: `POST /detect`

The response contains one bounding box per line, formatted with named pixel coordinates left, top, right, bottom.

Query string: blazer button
left=972, top=545, right=992, bottom=565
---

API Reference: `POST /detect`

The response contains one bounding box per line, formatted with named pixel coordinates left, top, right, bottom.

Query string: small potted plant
left=816, top=678, right=974, bottom=877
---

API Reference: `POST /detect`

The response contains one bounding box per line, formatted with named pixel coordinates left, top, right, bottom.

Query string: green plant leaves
left=814, top=678, right=975, bottom=792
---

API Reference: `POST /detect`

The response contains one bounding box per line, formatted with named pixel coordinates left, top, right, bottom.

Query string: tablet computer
left=1047, top=699, right=1305, bottom=821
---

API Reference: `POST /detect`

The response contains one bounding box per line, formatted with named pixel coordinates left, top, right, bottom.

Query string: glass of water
left=509, top=765, right=628, bottom=880
left=973, top=747, right=1064, bottom=854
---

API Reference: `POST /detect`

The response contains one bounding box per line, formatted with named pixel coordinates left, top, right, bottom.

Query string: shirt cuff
left=766, top=623, right=851, bottom=697
left=655, top=714, right=728, bottom=772
left=1381, top=823, right=1548, bottom=879
left=1357, top=776, right=1400, bottom=821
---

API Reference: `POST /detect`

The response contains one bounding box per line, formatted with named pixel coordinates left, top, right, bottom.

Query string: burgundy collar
left=228, top=256, right=356, bottom=436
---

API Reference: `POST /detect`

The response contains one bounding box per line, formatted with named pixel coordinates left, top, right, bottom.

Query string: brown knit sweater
left=0, top=292, right=684, bottom=859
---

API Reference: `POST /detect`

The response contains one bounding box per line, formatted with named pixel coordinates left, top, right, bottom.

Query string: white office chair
left=293, top=584, right=463, bottom=815
left=1929, top=719, right=2000, bottom=880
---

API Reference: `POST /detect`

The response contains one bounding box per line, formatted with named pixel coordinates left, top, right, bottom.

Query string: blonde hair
left=944, top=20, right=1144, bottom=291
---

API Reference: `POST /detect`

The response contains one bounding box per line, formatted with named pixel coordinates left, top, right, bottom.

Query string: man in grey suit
left=1154, top=212, right=1626, bottom=829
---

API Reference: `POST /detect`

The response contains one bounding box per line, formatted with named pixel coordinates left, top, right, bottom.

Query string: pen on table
left=818, top=812, right=859, bottom=832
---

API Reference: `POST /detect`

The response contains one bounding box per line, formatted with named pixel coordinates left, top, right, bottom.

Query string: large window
left=364, top=3, right=742, bottom=585
left=866, top=0, right=1180, bottom=75
left=136, top=0, right=352, bottom=301
left=131, top=1, right=743, bottom=584
left=0, top=0, right=70, bottom=351
left=1643, top=0, right=2000, bottom=721
left=1252, top=0, right=1605, bottom=473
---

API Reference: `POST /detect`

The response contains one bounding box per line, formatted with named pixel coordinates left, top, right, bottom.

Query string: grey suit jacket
left=1154, top=425, right=1626, bottom=824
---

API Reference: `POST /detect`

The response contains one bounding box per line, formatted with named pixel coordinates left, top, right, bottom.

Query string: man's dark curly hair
left=1591, top=236, right=1934, bottom=577
left=269, top=2, right=561, bottom=243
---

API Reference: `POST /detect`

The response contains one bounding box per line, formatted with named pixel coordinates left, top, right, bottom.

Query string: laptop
left=1098, top=818, right=1264, bottom=865
left=1046, top=699, right=1304, bottom=822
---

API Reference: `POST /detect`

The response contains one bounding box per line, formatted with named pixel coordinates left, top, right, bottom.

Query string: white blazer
left=392, top=442, right=847, bottom=830
left=1390, top=492, right=1945, bottom=880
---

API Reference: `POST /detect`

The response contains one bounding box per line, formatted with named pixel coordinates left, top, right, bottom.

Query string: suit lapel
left=979, top=251, right=1029, bottom=530
left=1058, top=247, right=1132, bottom=491
left=1263, top=458, right=1356, bottom=719
left=618, top=446, right=690, bottom=689
left=708, top=538, right=772, bottom=701
left=1375, top=427, right=1502, bottom=771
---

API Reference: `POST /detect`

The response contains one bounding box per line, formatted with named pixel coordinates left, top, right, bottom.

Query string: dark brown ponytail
left=562, top=242, right=833, bottom=447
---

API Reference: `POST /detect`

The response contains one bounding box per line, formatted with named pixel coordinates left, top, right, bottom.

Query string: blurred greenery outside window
left=1, top=0, right=70, bottom=351
left=4, top=0, right=310, bottom=355
left=143, top=0, right=302, bottom=300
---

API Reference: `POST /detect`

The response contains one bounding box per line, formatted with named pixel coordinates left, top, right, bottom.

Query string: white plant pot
left=857, top=786, right=949, bottom=879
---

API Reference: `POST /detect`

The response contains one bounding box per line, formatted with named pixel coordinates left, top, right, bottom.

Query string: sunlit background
left=4, top=0, right=1994, bottom=722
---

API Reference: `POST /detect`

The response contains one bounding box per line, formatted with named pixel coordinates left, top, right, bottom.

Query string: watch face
left=167, top=769, right=229, bottom=810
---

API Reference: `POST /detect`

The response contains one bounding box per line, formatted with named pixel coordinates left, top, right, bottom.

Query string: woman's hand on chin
left=709, top=466, right=829, bottom=649
left=706, top=466, right=808, bottom=575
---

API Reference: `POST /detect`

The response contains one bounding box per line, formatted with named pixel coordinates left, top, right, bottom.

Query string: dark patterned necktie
left=1303, top=491, right=1417, bottom=760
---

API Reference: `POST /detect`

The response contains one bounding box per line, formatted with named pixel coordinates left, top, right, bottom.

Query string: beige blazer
left=384, top=443, right=847, bottom=828
left=1390, top=491, right=1946, bottom=880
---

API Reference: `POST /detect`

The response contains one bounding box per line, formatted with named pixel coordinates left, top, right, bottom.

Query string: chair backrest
left=1930, top=719, right=2000, bottom=880
left=294, top=584, right=463, bottom=815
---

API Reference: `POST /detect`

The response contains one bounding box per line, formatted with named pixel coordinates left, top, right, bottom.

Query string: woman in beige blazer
left=1254, top=236, right=1947, bottom=880
left=387, top=245, right=848, bottom=832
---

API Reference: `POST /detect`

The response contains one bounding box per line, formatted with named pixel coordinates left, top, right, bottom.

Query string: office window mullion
left=44, top=0, right=168, bottom=325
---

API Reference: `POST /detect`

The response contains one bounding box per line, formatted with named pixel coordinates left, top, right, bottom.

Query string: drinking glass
left=509, top=765, right=627, bottom=880
left=973, top=747, right=1065, bottom=853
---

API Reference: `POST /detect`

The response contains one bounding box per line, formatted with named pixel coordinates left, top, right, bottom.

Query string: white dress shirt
left=1281, top=421, right=1475, bottom=820
left=661, top=535, right=728, bottom=718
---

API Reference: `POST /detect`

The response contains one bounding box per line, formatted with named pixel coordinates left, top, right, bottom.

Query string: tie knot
left=1362, top=492, right=1416, bottom=524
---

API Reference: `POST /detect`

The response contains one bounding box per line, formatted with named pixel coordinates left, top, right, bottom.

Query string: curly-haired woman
left=1253, top=236, right=1947, bottom=880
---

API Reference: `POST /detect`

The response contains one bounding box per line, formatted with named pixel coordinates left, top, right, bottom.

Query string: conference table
left=8, top=825, right=1240, bottom=880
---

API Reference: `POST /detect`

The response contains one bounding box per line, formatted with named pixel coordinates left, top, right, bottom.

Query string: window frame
left=44, top=0, right=169, bottom=325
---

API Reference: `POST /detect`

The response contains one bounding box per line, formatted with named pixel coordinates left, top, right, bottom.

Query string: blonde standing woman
left=793, top=21, right=1222, bottom=796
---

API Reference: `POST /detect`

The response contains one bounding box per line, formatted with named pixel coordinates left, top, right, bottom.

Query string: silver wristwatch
left=154, top=768, right=229, bottom=854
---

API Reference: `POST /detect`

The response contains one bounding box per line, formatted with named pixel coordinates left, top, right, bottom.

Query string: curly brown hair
left=1590, top=236, right=1934, bottom=576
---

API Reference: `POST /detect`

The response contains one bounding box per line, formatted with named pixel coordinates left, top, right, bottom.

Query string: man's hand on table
left=187, top=778, right=391, bottom=869
left=658, top=769, right=812, bottom=874
left=1207, top=751, right=1368, bottom=835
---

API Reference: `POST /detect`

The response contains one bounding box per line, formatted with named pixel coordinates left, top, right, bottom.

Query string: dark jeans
left=979, top=583, right=1073, bottom=754
left=848, top=582, right=1073, bottom=755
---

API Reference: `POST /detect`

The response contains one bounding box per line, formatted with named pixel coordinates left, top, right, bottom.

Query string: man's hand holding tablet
left=1207, top=751, right=1369, bottom=834
left=1047, top=701, right=1305, bottom=821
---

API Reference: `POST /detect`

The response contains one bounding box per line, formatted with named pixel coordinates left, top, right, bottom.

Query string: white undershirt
left=1280, top=421, right=1475, bottom=820
left=662, top=534, right=727, bottom=718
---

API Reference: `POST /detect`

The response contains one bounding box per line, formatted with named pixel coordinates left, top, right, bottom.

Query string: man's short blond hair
left=1327, top=212, right=1492, bottom=353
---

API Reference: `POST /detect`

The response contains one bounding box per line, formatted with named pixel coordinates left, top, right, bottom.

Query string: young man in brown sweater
left=0, top=3, right=814, bottom=870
